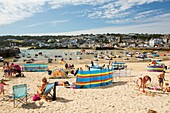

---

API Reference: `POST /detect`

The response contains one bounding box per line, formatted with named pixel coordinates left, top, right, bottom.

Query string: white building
left=149, top=38, right=163, bottom=47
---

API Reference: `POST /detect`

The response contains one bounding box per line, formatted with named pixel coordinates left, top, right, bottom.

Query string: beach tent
left=58, top=60, right=65, bottom=64
left=149, top=61, right=164, bottom=66
left=50, top=68, right=68, bottom=78
left=147, top=62, right=165, bottom=72
left=22, top=64, right=48, bottom=72
left=112, top=62, right=127, bottom=70
left=76, top=69, right=113, bottom=88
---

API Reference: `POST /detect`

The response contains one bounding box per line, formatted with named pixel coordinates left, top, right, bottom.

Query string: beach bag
left=32, top=94, right=40, bottom=101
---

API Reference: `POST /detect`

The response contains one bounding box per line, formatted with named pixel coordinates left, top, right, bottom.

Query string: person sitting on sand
left=157, top=71, right=166, bottom=88
left=164, top=83, right=170, bottom=92
left=136, top=75, right=151, bottom=90
left=37, top=77, right=49, bottom=95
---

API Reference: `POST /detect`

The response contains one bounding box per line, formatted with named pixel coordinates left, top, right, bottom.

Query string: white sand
left=0, top=60, right=170, bottom=113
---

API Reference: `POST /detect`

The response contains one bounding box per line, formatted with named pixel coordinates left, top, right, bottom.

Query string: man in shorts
left=157, top=71, right=166, bottom=88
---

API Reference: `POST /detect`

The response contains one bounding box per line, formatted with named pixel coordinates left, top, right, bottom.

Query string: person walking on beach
left=65, top=63, right=68, bottom=69
left=136, top=75, right=151, bottom=90
left=74, top=68, right=79, bottom=76
left=0, top=79, right=8, bottom=95
left=157, top=71, right=166, bottom=88
left=91, top=61, right=94, bottom=67
left=109, top=60, right=111, bottom=66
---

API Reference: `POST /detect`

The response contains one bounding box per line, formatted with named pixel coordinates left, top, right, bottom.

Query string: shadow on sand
left=54, top=97, right=73, bottom=103
left=22, top=102, right=45, bottom=109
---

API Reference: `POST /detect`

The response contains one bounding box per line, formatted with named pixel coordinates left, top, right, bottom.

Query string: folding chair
left=42, top=83, right=55, bottom=100
left=13, top=84, right=27, bottom=107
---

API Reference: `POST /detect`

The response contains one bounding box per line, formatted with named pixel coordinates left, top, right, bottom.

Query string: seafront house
left=149, top=38, right=164, bottom=47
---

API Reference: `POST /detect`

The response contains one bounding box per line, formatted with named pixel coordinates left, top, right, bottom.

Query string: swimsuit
left=143, top=77, right=147, bottom=82
left=0, top=83, right=6, bottom=90
left=159, top=78, right=164, bottom=83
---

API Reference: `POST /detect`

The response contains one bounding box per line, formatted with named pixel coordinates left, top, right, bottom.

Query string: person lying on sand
left=136, top=75, right=151, bottom=90
left=55, top=81, right=70, bottom=87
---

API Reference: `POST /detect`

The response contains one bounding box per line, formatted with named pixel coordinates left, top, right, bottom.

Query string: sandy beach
left=0, top=49, right=170, bottom=113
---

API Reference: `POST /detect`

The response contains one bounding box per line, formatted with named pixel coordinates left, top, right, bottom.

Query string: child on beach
left=0, top=79, right=8, bottom=95
left=136, top=75, right=151, bottom=90
left=3, top=62, right=10, bottom=77
left=9, top=63, right=14, bottom=76
left=157, top=71, right=166, bottom=88
left=164, top=83, right=170, bottom=92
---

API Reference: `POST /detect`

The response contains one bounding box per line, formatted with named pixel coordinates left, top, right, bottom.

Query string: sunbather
left=55, top=81, right=70, bottom=87
left=37, top=77, right=49, bottom=95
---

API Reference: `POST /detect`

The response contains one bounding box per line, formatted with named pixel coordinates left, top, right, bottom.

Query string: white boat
left=123, top=57, right=129, bottom=60
left=59, top=58, right=64, bottom=60
left=105, top=56, right=112, bottom=60
left=94, top=57, right=98, bottom=61
left=15, top=55, right=21, bottom=59
left=0, top=56, right=4, bottom=62
left=77, top=57, right=82, bottom=60
left=137, top=58, right=144, bottom=61
left=97, top=54, right=104, bottom=59
left=115, top=55, right=121, bottom=58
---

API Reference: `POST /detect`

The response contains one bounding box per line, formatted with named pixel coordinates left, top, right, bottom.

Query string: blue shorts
left=4, top=70, right=10, bottom=74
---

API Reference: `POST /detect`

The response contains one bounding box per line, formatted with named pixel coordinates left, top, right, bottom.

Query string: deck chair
left=41, top=83, right=55, bottom=100
left=13, top=84, right=27, bottom=107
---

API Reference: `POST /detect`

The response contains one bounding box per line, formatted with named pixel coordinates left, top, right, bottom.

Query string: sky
left=0, top=0, right=170, bottom=36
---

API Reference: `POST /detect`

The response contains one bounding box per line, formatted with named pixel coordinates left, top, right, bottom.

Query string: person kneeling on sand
left=136, top=75, right=151, bottom=90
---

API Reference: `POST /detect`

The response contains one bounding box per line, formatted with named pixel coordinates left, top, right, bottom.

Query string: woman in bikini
left=136, top=75, right=151, bottom=90
left=37, top=77, right=49, bottom=95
